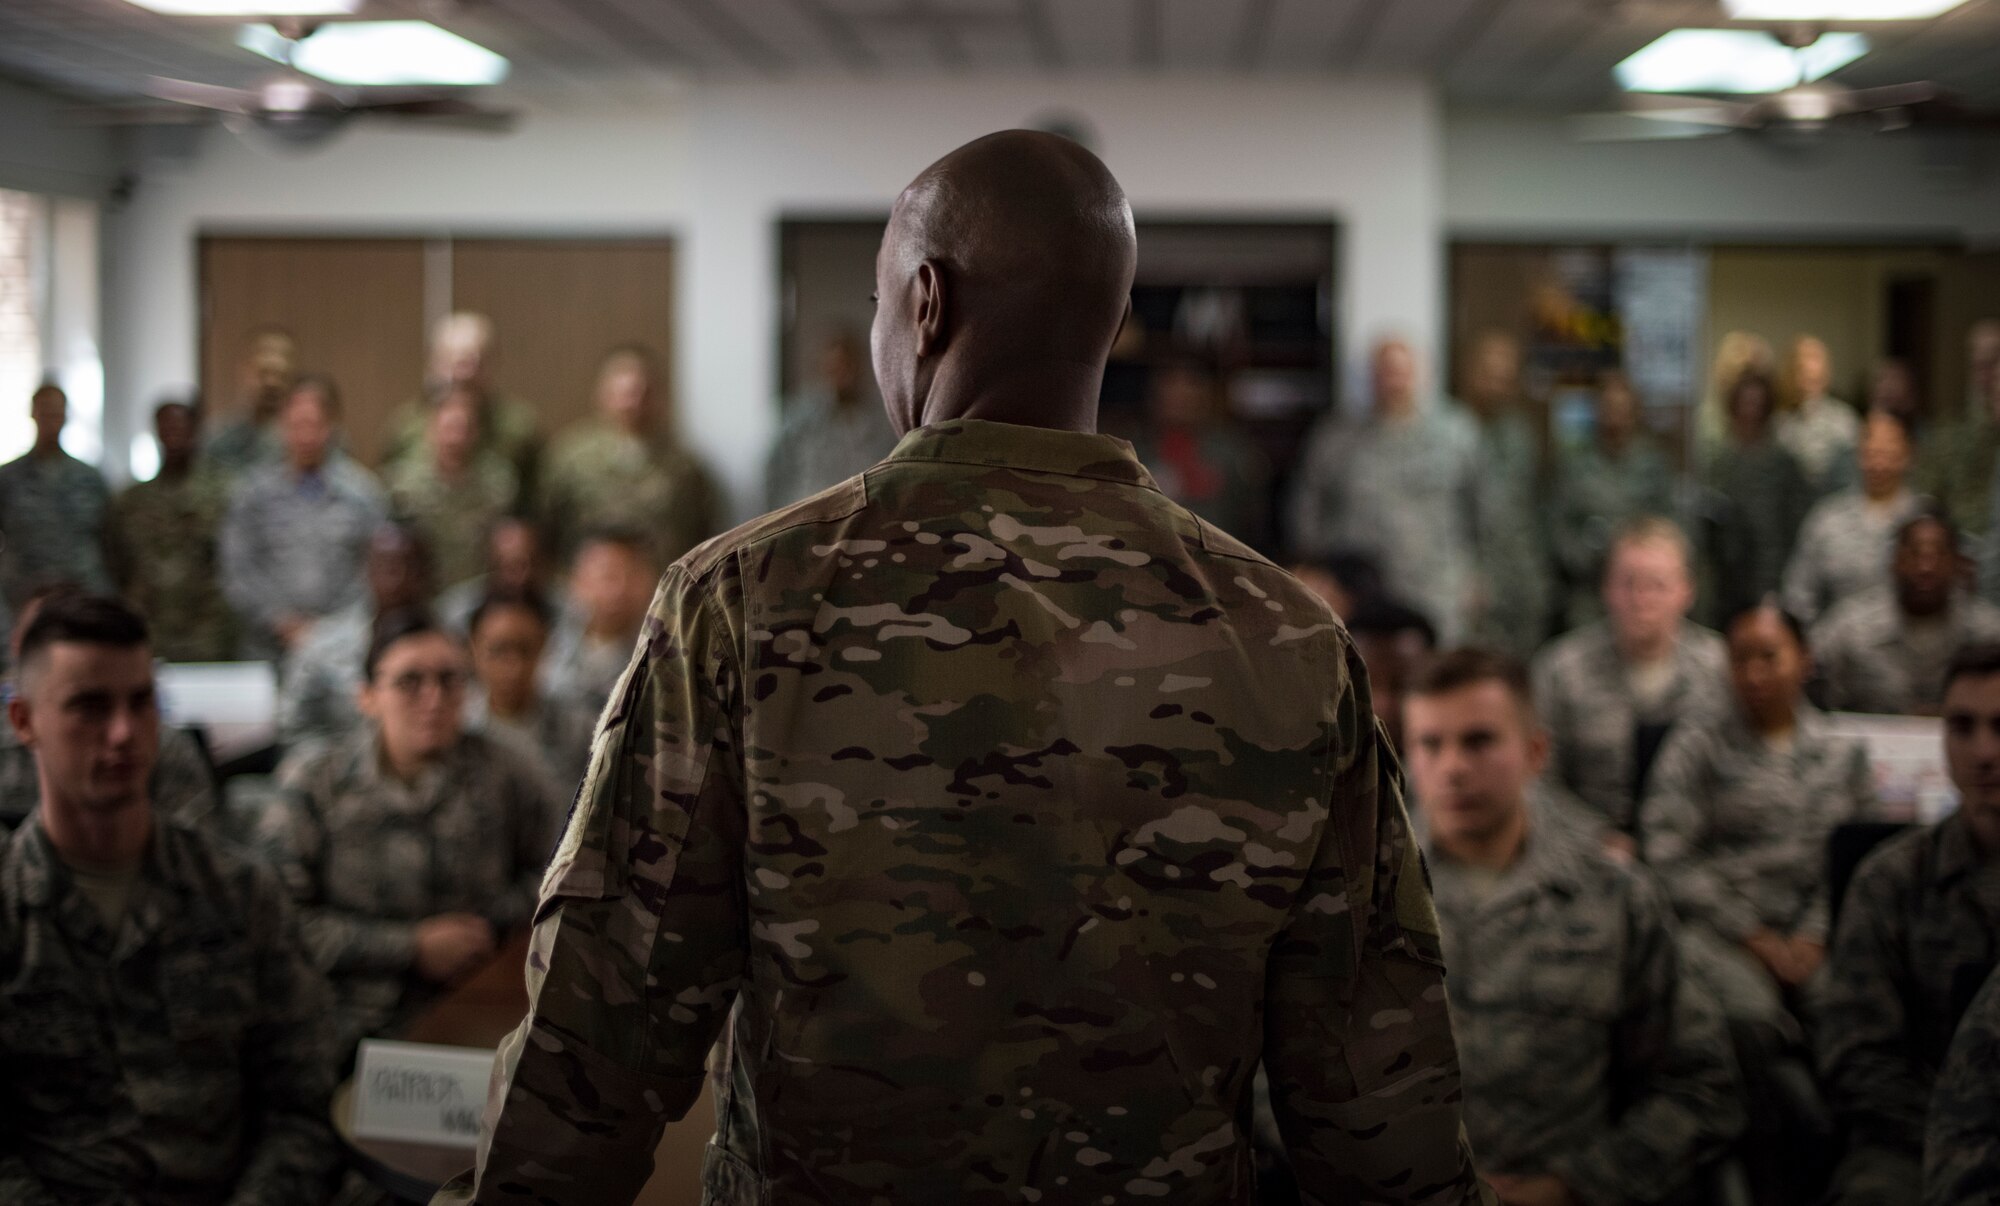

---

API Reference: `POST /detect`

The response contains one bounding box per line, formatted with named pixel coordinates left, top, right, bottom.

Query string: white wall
left=1444, top=107, right=2000, bottom=243
left=104, top=75, right=1442, bottom=512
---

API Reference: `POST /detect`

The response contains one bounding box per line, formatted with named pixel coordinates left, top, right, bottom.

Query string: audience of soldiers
left=5, top=304, right=2000, bottom=1204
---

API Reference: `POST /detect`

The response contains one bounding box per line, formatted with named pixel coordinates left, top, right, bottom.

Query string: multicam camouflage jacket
left=438, top=419, right=1489, bottom=1206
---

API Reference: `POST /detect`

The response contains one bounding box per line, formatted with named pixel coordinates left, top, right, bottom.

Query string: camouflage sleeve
left=226, top=863, right=344, bottom=1206
left=1262, top=644, right=1489, bottom=1205
left=1639, top=729, right=1763, bottom=942
left=255, top=786, right=418, bottom=976
left=437, top=564, right=749, bottom=1206
left=218, top=489, right=276, bottom=628
left=1780, top=514, right=1824, bottom=621
left=155, top=727, right=219, bottom=832
left=1548, top=870, right=1744, bottom=1204
left=1816, top=853, right=1929, bottom=1156
left=1797, top=745, right=1880, bottom=942
left=1923, top=964, right=2000, bottom=1206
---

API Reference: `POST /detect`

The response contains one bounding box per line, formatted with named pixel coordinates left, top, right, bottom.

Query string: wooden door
left=199, top=237, right=427, bottom=466
left=450, top=239, right=676, bottom=440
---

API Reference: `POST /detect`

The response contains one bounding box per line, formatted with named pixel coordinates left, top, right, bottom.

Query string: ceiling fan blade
left=1567, top=112, right=1736, bottom=141
left=1842, top=82, right=1952, bottom=113
left=139, top=75, right=259, bottom=114
left=61, top=104, right=217, bottom=126
left=353, top=102, right=518, bottom=133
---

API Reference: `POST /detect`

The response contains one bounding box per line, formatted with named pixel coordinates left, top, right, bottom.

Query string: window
left=0, top=187, right=102, bottom=467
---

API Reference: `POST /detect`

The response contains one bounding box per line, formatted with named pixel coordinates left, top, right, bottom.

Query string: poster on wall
left=1614, top=246, right=1707, bottom=430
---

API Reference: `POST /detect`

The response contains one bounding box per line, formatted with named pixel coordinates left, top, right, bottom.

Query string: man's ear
left=8, top=694, right=32, bottom=750
left=914, top=259, right=948, bottom=359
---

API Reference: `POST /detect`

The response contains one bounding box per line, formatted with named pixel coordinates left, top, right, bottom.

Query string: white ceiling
left=3, top=0, right=1999, bottom=108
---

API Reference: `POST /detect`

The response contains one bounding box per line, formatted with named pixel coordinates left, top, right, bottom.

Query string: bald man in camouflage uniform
left=439, top=132, right=1486, bottom=1206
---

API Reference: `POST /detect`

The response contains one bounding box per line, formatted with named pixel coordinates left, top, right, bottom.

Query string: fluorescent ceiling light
left=1724, top=0, right=1965, bottom=18
left=238, top=20, right=509, bottom=87
left=1616, top=29, right=1868, bottom=93
left=128, top=0, right=359, bottom=13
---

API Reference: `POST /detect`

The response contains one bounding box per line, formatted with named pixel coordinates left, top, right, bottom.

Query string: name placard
left=350, top=1039, right=497, bottom=1147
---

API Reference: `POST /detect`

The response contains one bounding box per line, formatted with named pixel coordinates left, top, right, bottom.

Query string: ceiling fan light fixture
left=127, top=0, right=360, bottom=13
left=1723, top=0, right=1966, bottom=19
left=1615, top=29, right=1868, bottom=93
left=238, top=19, right=510, bottom=87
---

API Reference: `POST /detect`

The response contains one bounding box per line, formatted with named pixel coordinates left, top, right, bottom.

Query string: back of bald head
left=891, top=130, right=1136, bottom=357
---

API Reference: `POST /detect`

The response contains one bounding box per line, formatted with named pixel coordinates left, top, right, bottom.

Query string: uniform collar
left=10, top=814, right=195, bottom=959
left=882, top=419, right=1161, bottom=491
left=1934, top=811, right=1992, bottom=884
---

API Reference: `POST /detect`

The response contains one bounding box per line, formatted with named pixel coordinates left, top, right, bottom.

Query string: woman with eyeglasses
left=254, top=607, right=564, bottom=1062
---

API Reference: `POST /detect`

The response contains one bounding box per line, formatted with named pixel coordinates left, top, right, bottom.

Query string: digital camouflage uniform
left=1427, top=791, right=1743, bottom=1205
left=1810, top=587, right=2000, bottom=716
left=764, top=387, right=899, bottom=511
left=0, top=448, right=113, bottom=611
left=219, top=456, right=388, bottom=660
left=1700, top=437, right=1813, bottom=626
left=276, top=602, right=370, bottom=752
left=437, top=419, right=1488, bottom=1206
left=1640, top=705, right=1877, bottom=952
left=1818, top=813, right=2000, bottom=1206
left=387, top=452, right=521, bottom=594
left=1468, top=407, right=1552, bottom=660
left=382, top=391, right=540, bottom=509
left=1775, top=395, right=1861, bottom=500
left=463, top=687, right=596, bottom=798
left=1288, top=403, right=1484, bottom=644
left=538, top=420, right=721, bottom=567
left=538, top=615, right=636, bottom=721
left=1915, top=413, right=1998, bottom=541
left=203, top=415, right=280, bottom=482
left=1529, top=621, right=1731, bottom=832
left=1925, top=962, right=2000, bottom=1206
left=110, top=466, right=236, bottom=663
left=0, top=817, right=343, bottom=1205
left=258, top=727, right=561, bottom=1057
left=0, top=719, right=216, bottom=838
left=1547, top=437, right=1676, bottom=631
left=1780, top=490, right=1923, bottom=626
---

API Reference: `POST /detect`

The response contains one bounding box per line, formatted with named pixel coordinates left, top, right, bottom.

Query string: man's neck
left=1376, top=394, right=1418, bottom=423
left=289, top=459, right=324, bottom=478
left=917, top=358, right=1102, bottom=433
left=1436, top=806, right=1529, bottom=872
left=39, top=797, right=150, bottom=872
left=30, top=440, right=62, bottom=461
left=158, top=456, right=193, bottom=481
left=486, top=689, right=534, bottom=722
left=378, top=739, right=439, bottom=785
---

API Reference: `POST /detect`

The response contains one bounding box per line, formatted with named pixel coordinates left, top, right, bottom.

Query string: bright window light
left=1724, top=0, right=1965, bottom=18
left=238, top=20, right=510, bottom=87
left=128, top=0, right=360, bottom=13
left=1615, top=29, right=1869, bottom=93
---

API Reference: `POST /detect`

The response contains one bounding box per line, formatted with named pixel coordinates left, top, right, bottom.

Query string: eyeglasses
left=384, top=669, right=467, bottom=697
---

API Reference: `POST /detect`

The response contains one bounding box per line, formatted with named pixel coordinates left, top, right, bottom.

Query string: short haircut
left=17, top=594, right=150, bottom=678
left=468, top=589, right=553, bottom=638
left=285, top=373, right=342, bottom=421
left=364, top=608, right=451, bottom=681
left=1606, top=515, right=1694, bottom=579
left=598, top=343, right=660, bottom=381
left=1723, top=599, right=1807, bottom=648
left=1406, top=647, right=1536, bottom=721
left=1344, top=595, right=1438, bottom=650
left=1944, top=642, right=2000, bottom=698
left=30, top=382, right=64, bottom=407
left=1860, top=406, right=1912, bottom=443
left=153, top=396, right=198, bottom=425
left=1897, top=506, right=1959, bottom=555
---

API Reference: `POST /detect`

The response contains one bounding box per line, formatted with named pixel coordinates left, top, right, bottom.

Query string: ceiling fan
left=73, top=18, right=515, bottom=147
left=1570, top=26, right=2000, bottom=142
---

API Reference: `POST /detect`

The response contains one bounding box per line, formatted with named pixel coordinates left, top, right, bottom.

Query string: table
left=332, top=934, right=716, bottom=1204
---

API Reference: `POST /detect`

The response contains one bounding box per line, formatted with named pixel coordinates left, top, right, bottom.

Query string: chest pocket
left=160, top=944, right=258, bottom=1047
left=1454, top=928, right=1623, bottom=1093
